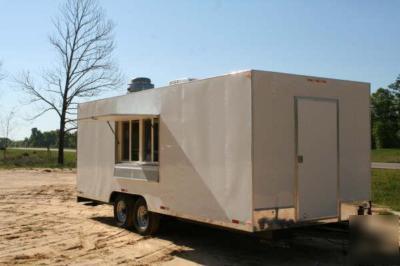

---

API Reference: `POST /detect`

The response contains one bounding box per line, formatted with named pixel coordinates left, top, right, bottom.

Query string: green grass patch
left=0, top=148, right=76, bottom=169
left=372, top=169, right=400, bottom=211
left=371, top=148, right=400, bottom=163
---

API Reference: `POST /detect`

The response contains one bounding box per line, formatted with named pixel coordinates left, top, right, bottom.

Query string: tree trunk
left=58, top=113, right=66, bottom=165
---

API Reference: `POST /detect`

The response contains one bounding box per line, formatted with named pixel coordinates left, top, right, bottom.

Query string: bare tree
left=0, top=109, right=16, bottom=160
left=16, top=0, right=121, bottom=165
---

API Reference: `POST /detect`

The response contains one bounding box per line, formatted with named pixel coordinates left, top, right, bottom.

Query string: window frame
left=116, top=117, right=159, bottom=164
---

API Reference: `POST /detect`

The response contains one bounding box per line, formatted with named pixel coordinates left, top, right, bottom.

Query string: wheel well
left=109, top=192, right=143, bottom=204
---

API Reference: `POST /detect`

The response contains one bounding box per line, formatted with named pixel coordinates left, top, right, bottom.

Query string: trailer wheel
left=133, top=198, right=160, bottom=235
left=113, top=195, right=134, bottom=228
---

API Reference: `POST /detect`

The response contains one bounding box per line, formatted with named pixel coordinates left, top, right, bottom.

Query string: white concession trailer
left=77, top=70, right=371, bottom=235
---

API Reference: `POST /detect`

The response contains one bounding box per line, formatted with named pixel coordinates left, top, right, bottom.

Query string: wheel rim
left=116, top=200, right=127, bottom=223
left=136, top=205, right=149, bottom=230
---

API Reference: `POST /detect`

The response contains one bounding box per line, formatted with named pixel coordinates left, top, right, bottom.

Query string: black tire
left=113, top=195, right=134, bottom=228
left=132, top=198, right=160, bottom=235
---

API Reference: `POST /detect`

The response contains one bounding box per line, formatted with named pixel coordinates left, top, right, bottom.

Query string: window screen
left=143, top=119, right=152, bottom=161
left=117, top=118, right=159, bottom=163
left=131, top=120, right=139, bottom=161
left=122, top=121, right=130, bottom=161
left=153, top=118, right=159, bottom=162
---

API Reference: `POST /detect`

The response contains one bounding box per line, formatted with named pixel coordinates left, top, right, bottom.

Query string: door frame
left=294, top=96, right=340, bottom=221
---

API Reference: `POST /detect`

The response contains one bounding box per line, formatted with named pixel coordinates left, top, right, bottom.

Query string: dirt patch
left=0, top=169, right=396, bottom=265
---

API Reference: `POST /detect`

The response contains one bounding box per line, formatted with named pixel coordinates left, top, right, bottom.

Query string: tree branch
left=15, top=0, right=120, bottom=165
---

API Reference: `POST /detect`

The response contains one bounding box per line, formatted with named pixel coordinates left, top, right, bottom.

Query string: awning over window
left=79, top=113, right=159, bottom=121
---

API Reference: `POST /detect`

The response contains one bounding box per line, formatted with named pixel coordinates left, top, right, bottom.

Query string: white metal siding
left=77, top=72, right=253, bottom=228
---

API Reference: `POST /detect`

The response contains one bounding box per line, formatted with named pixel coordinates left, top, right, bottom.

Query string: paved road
left=8, top=147, right=76, bottom=152
left=371, top=162, right=400, bottom=169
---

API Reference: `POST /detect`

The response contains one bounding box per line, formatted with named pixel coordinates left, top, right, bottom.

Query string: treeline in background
left=371, top=75, right=400, bottom=149
left=0, top=128, right=76, bottom=150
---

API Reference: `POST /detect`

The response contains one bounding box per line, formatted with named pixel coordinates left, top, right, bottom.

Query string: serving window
left=116, top=118, right=159, bottom=163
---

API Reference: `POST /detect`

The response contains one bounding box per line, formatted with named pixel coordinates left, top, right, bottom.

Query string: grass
left=371, top=148, right=400, bottom=163
left=0, top=148, right=76, bottom=169
left=372, top=169, right=400, bottom=211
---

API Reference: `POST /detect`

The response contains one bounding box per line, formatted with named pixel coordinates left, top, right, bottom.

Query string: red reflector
left=232, top=219, right=240, bottom=224
left=121, top=188, right=127, bottom=192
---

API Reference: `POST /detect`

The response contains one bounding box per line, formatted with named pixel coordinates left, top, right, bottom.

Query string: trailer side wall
left=77, top=73, right=254, bottom=231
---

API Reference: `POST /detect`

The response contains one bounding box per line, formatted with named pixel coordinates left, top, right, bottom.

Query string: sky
left=0, top=0, right=399, bottom=139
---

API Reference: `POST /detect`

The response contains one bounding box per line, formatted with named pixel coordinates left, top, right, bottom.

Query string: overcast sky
left=0, top=0, right=399, bottom=139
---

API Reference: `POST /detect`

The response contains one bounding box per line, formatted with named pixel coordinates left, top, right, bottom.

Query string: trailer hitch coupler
left=357, top=201, right=372, bottom=215
left=357, top=206, right=364, bottom=215
left=367, top=200, right=372, bottom=215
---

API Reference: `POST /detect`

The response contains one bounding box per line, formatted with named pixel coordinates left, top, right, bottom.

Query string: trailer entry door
left=295, top=97, right=338, bottom=221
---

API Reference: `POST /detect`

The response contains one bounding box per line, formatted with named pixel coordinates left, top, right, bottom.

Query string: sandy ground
left=0, top=169, right=382, bottom=265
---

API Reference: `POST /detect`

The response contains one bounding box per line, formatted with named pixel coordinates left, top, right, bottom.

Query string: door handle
left=297, top=155, right=303, bottom=163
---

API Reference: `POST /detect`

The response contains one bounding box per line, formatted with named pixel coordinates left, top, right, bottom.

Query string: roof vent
left=169, top=78, right=197, bottom=86
left=127, top=77, right=154, bottom=93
